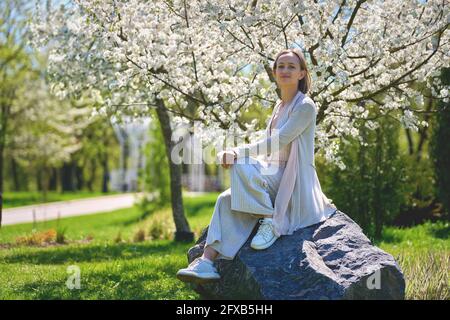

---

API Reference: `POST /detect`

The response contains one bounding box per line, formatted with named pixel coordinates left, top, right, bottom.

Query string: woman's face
left=273, top=53, right=305, bottom=88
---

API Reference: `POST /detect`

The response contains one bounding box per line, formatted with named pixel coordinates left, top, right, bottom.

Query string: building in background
left=110, top=117, right=223, bottom=192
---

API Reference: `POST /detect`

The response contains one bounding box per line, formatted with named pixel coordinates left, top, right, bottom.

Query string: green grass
left=0, top=192, right=219, bottom=299
left=374, top=222, right=449, bottom=300
left=0, top=192, right=448, bottom=300
left=1, top=191, right=121, bottom=209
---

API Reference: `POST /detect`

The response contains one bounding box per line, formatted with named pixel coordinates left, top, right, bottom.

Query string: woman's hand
left=219, top=150, right=236, bottom=169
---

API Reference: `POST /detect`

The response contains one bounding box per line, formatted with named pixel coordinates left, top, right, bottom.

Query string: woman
left=177, top=48, right=337, bottom=284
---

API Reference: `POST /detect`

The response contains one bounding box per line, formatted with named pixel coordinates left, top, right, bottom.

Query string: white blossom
left=30, top=0, right=450, bottom=161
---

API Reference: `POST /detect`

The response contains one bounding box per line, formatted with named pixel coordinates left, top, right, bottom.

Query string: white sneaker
left=251, top=218, right=279, bottom=250
left=176, top=257, right=221, bottom=284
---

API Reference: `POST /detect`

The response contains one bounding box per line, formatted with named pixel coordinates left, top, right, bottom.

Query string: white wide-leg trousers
left=205, top=157, right=286, bottom=260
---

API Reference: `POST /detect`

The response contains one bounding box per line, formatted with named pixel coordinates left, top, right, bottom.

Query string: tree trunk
left=154, top=98, right=193, bottom=242
left=41, top=166, right=49, bottom=203
left=405, top=128, right=414, bottom=156
left=11, top=158, right=20, bottom=191
left=416, top=128, right=428, bottom=163
left=36, top=169, right=43, bottom=192
left=86, top=159, right=96, bottom=192
left=416, top=97, right=433, bottom=162
left=101, top=151, right=109, bottom=193
left=75, top=161, right=84, bottom=191
left=49, top=167, right=58, bottom=191
left=61, top=162, right=75, bottom=191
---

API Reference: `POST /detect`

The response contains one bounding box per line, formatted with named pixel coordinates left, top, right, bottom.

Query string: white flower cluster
left=400, top=109, right=420, bottom=132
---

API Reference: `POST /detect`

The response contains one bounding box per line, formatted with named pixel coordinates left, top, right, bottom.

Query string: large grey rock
left=187, top=210, right=405, bottom=300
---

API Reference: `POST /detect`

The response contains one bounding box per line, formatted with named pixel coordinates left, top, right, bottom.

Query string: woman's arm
left=231, top=101, right=316, bottom=158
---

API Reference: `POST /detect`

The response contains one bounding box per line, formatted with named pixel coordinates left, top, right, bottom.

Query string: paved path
left=1, top=193, right=144, bottom=226
left=1, top=192, right=208, bottom=226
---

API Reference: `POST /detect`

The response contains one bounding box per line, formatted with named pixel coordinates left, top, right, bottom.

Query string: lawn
left=374, top=222, right=449, bottom=300
left=2, top=191, right=121, bottom=209
left=0, top=192, right=448, bottom=300
left=0, top=193, right=219, bottom=299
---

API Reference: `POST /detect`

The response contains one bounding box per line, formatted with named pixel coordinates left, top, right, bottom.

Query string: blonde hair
left=272, top=48, right=312, bottom=94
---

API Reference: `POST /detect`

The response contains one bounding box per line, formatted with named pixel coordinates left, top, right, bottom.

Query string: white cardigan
left=232, top=90, right=337, bottom=236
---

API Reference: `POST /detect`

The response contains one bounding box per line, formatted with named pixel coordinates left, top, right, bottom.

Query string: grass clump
left=396, top=250, right=449, bottom=300
left=15, top=229, right=57, bottom=246
left=133, top=229, right=146, bottom=243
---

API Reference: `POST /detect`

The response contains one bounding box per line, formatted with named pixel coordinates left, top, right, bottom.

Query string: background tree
left=10, top=75, right=92, bottom=201
left=0, top=0, right=35, bottom=225
left=31, top=0, right=449, bottom=239
left=59, top=114, right=119, bottom=193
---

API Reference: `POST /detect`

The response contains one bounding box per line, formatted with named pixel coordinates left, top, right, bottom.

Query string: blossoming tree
left=31, top=0, right=449, bottom=240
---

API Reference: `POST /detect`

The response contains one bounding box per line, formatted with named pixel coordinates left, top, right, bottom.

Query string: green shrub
left=400, top=154, right=436, bottom=208
left=323, top=109, right=406, bottom=239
